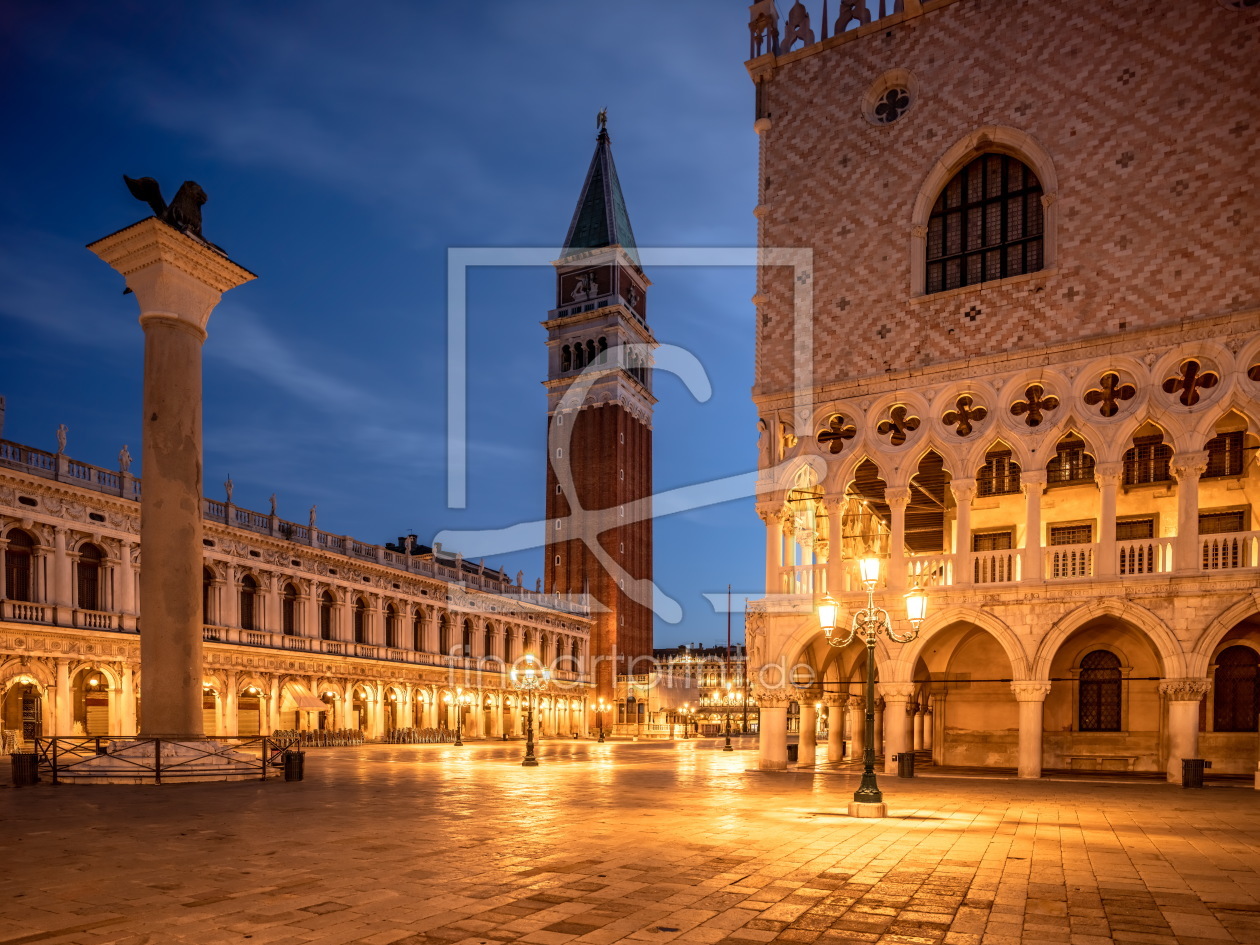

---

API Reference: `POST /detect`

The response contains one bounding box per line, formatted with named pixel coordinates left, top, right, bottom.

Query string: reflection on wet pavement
left=4, top=737, right=1259, bottom=944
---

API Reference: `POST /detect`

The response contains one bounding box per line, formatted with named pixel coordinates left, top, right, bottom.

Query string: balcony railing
left=773, top=531, right=1258, bottom=598
left=972, top=549, right=1022, bottom=585
left=1119, top=537, right=1174, bottom=575
left=1202, top=531, right=1260, bottom=571
left=1046, top=544, right=1095, bottom=580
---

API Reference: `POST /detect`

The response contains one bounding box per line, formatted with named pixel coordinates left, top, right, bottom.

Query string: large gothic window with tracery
left=926, top=153, right=1044, bottom=293
left=1078, top=650, right=1122, bottom=732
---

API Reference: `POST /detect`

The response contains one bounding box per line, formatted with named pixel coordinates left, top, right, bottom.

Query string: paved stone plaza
left=3, top=740, right=1260, bottom=945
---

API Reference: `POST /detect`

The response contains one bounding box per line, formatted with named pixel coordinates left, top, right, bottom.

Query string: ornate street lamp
left=510, top=654, right=549, bottom=767
left=443, top=689, right=473, bottom=746
left=817, top=555, right=927, bottom=816
left=596, top=697, right=610, bottom=742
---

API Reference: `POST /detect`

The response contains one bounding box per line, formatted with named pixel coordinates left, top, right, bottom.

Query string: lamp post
left=722, top=688, right=735, bottom=751
left=510, top=654, right=549, bottom=767
left=596, top=697, right=609, bottom=742
left=817, top=555, right=927, bottom=817
left=444, top=690, right=473, bottom=746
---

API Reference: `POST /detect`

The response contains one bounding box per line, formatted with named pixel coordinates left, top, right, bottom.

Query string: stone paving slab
left=2, top=739, right=1259, bottom=944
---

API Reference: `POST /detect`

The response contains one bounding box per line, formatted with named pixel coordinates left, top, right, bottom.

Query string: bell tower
left=544, top=117, right=656, bottom=701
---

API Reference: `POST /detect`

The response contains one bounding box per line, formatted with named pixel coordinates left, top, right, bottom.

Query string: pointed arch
left=1033, top=598, right=1184, bottom=680
left=1189, top=591, right=1260, bottom=678
left=888, top=606, right=1028, bottom=682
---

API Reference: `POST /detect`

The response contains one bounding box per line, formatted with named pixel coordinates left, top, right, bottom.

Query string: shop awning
left=284, top=684, right=328, bottom=712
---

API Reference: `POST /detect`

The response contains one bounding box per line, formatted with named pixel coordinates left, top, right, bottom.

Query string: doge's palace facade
left=745, top=0, right=1260, bottom=781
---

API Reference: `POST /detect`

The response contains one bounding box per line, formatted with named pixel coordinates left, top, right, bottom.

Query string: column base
left=758, top=761, right=788, bottom=772
left=847, top=801, right=887, bottom=818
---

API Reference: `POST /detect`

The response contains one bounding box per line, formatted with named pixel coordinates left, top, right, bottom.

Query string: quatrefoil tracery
left=1083, top=372, right=1136, bottom=418
left=877, top=405, right=921, bottom=446
left=1162, top=359, right=1219, bottom=407
left=1010, top=384, right=1060, bottom=427
left=817, top=415, right=857, bottom=454
left=942, top=395, right=987, bottom=437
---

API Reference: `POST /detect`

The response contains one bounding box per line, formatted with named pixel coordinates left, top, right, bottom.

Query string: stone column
left=1171, top=452, right=1208, bottom=574
left=1161, top=678, right=1211, bottom=783
left=886, top=488, right=911, bottom=592
left=54, top=658, right=73, bottom=735
left=757, top=690, right=790, bottom=771
left=922, top=698, right=934, bottom=752
left=951, top=478, right=977, bottom=584
left=846, top=696, right=864, bottom=759
left=798, top=702, right=817, bottom=767
left=1096, top=463, right=1122, bottom=578
left=89, top=218, right=254, bottom=740
left=879, top=684, right=914, bottom=775
left=120, top=663, right=138, bottom=735
left=119, top=540, right=137, bottom=630
left=912, top=704, right=925, bottom=751
left=268, top=678, right=281, bottom=733
left=106, top=682, right=120, bottom=735
left=827, top=698, right=845, bottom=762
left=1011, top=681, right=1051, bottom=779
left=1022, top=472, right=1046, bottom=581
left=223, top=670, right=239, bottom=737
left=823, top=498, right=845, bottom=595
left=758, top=505, right=783, bottom=592
left=52, top=527, right=73, bottom=622
left=873, top=698, right=885, bottom=756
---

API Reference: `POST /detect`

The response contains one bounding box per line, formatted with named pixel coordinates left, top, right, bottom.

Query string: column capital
left=1159, top=677, right=1212, bottom=701
left=1170, top=451, right=1210, bottom=482
left=877, top=682, right=916, bottom=703
left=752, top=685, right=795, bottom=706
left=1020, top=471, right=1047, bottom=493
left=1096, top=462, right=1124, bottom=486
left=950, top=478, right=977, bottom=503
left=1011, top=681, right=1052, bottom=702
left=885, top=486, right=912, bottom=507
left=88, top=218, right=255, bottom=332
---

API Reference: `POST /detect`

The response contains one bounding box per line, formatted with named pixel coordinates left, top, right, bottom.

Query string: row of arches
left=199, top=567, right=584, bottom=665
left=0, top=660, right=593, bottom=743
left=1, top=529, right=110, bottom=611
left=560, top=337, right=608, bottom=373
left=772, top=408, right=1257, bottom=592
left=757, top=596, right=1260, bottom=778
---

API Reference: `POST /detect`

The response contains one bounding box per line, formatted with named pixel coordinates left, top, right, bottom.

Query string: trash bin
left=1181, top=757, right=1210, bottom=789
left=11, top=752, right=39, bottom=787
left=897, top=752, right=916, bottom=779
left=786, top=744, right=799, bottom=763
left=283, top=749, right=306, bottom=782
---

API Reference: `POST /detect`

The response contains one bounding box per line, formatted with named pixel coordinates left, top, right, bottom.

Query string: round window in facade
left=863, top=69, right=918, bottom=126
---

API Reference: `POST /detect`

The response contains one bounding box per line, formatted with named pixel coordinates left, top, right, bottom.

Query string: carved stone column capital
left=878, top=682, right=916, bottom=703
left=1159, top=677, right=1212, bottom=702
left=950, top=478, right=977, bottom=504
left=1096, top=462, right=1124, bottom=487
left=1010, top=681, right=1052, bottom=702
left=753, top=685, right=795, bottom=707
left=1170, top=451, right=1210, bottom=482
left=885, top=486, right=912, bottom=507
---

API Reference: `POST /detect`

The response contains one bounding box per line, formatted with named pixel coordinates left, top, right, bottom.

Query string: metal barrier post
left=154, top=739, right=162, bottom=785
left=51, top=737, right=59, bottom=786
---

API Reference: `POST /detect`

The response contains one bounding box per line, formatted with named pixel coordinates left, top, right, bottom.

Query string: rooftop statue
left=123, top=175, right=224, bottom=252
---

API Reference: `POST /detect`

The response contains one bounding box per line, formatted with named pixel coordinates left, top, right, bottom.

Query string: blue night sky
left=0, top=2, right=763, bottom=648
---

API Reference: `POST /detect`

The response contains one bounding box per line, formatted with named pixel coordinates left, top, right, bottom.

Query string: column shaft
left=758, top=704, right=788, bottom=771
left=798, top=703, right=817, bottom=766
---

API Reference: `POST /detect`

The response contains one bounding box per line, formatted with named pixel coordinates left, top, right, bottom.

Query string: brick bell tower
left=544, top=116, right=656, bottom=701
